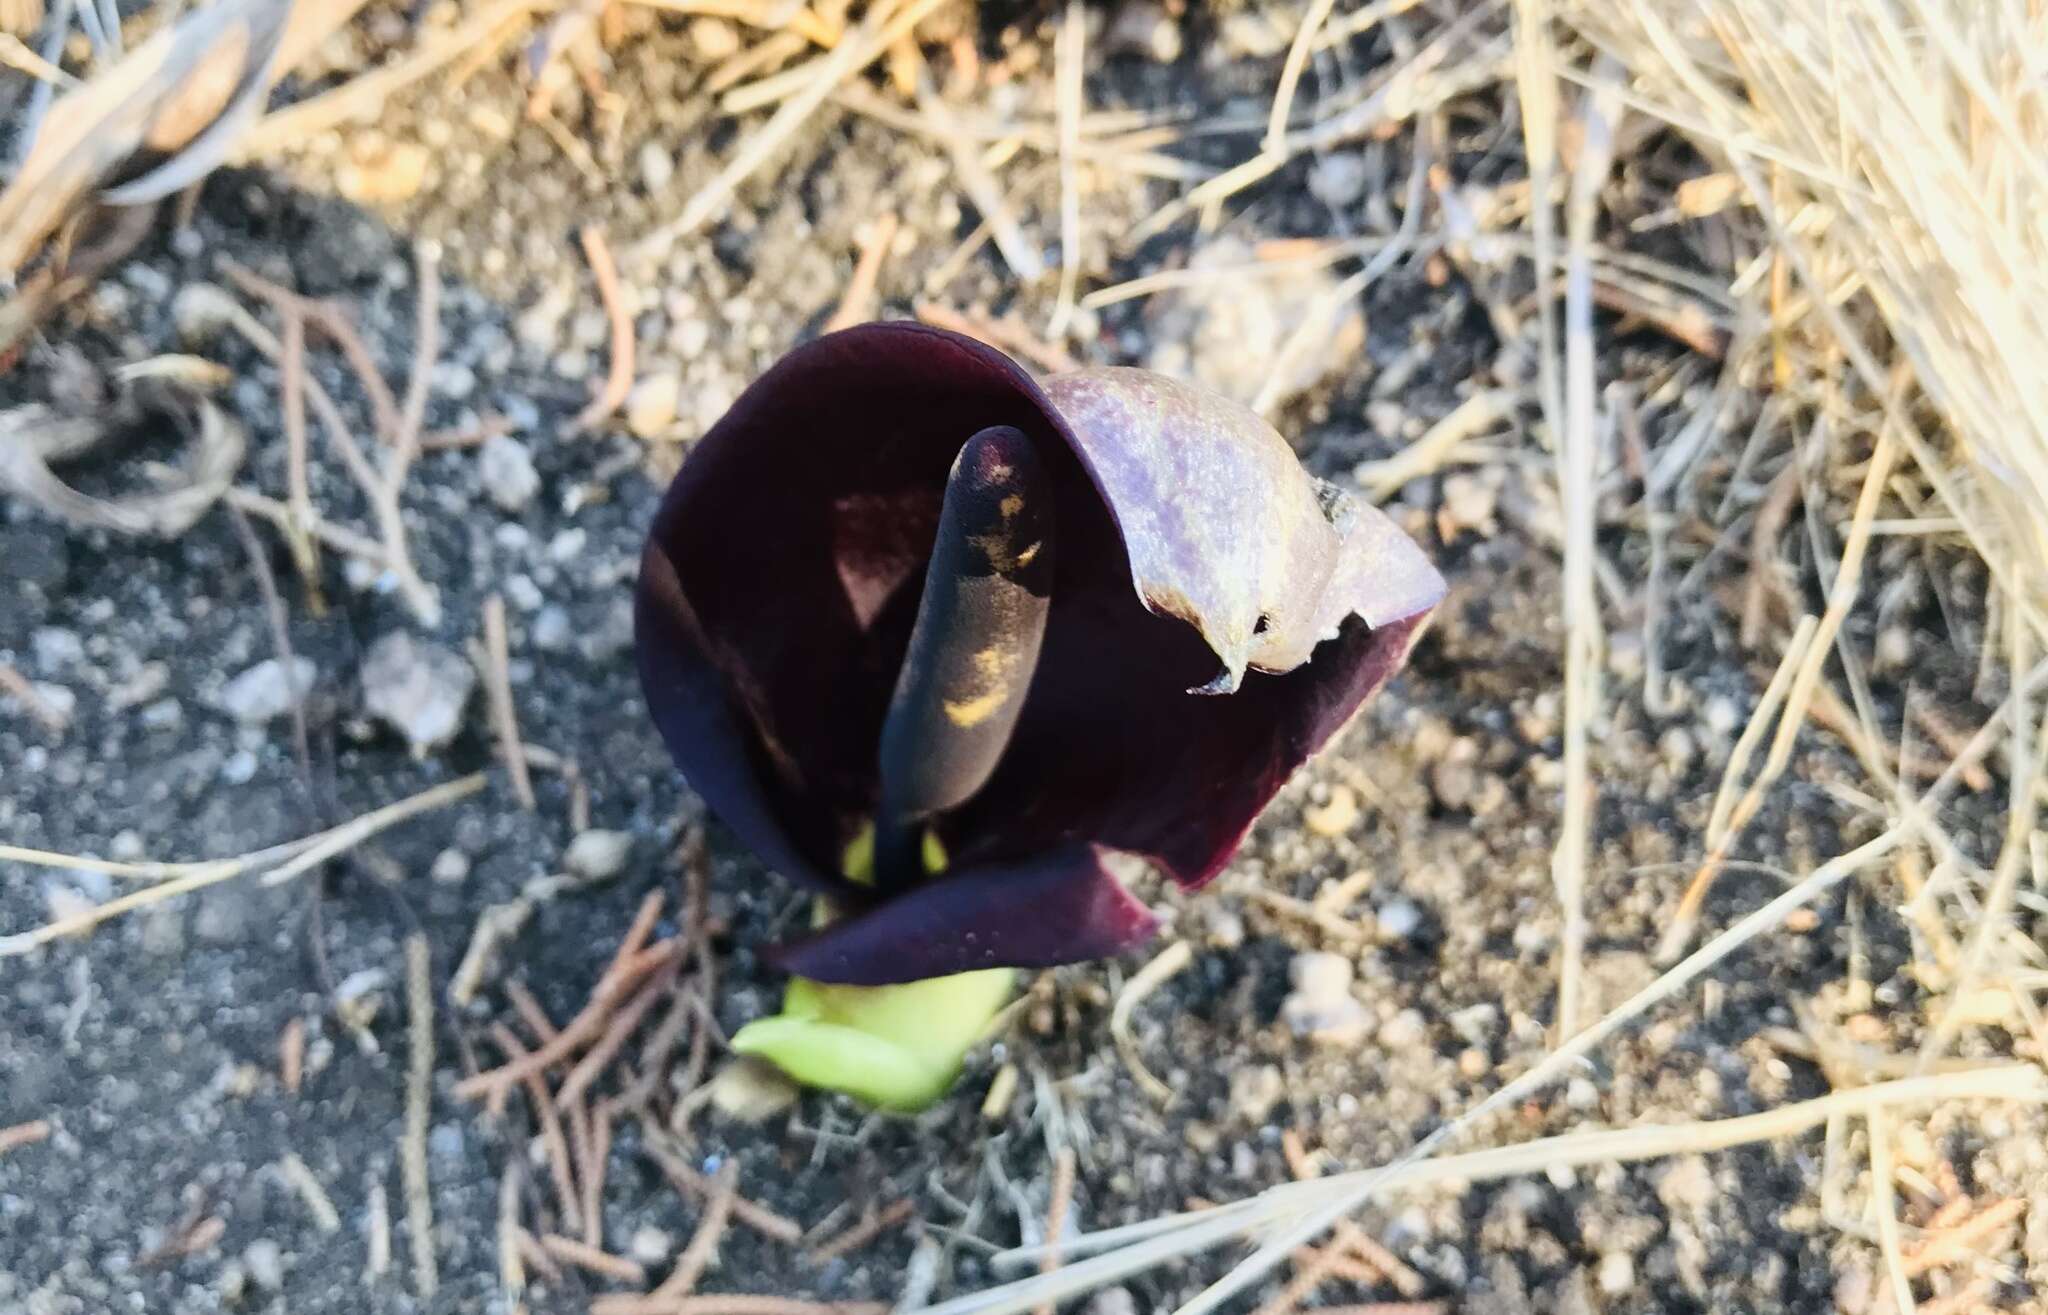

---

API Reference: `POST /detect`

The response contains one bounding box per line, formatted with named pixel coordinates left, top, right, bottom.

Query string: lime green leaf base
left=730, top=966, right=1015, bottom=1112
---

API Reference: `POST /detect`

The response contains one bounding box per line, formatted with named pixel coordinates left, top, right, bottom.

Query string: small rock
left=1104, top=1, right=1180, bottom=61
left=706, top=1057, right=798, bottom=1121
left=689, top=15, right=741, bottom=57
left=217, top=658, right=315, bottom=725
left=628, top=1226, right=673, bottom=1266
left=548, top=528, right=586, bottom=563
left=1376, top=897, right=1423, bottom=941
left=1087, top=1288, right=1139, bottom=1315
left=1438, top=472, right=1499, bottom=539
left=1146, top=235, right=1365, bottom=408
left=243, top=1239, right=285, bottom=1292
left=1302, top=784, right=1359, bottom=837
left=532, top=606, right=573, bottom=652
left=1658, top=727, right=1696, bottom=773
left=637, top=140, right=676, bottom=193
left=1199, top=903, right=1246, bottom=950
left=31, top=627, right=83, bottom=670
left=1308, top=152, right=1370, bottom=210
left=1377, top=1008, right=1427, bottom=1050
left=626, top=372, right=683, bottom=439
left=1597, top=1250, right=1635, bottom=1295
left=1280, top=951, right=1370, bottom=1046
left=1227, top=1064, right=1285, bottom=1125
left=429, top=1123, right=466, bottom=1164
left=221, top=748, right=258, bottom=784
left=564, top=830, right=634, bottom=881
left=171, top=283, right=241, bottom=347
left=430, top=848, right=471, bottom=884
left=361, top=632, right=475, bottom=754
left=1656, top=1155, right=1716, bottom=1214
left=478, top=434, right=540, bottom=511
left=335, top=139, right=431, bottom=205
left=1429, top=758, right=1478, bottom=811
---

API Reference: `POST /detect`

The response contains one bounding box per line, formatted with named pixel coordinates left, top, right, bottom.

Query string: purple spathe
left=635, top=323, right=1444, bottom=986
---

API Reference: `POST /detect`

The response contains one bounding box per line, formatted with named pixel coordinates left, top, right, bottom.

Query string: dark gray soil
left=1, top=6, right=2038, bottom=1315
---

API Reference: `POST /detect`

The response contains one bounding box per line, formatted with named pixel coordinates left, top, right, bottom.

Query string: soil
left=1, top=5, right=2041, bottom=1315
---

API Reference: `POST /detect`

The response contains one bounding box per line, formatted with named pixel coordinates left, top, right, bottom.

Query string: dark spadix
left=636, top=323, right=1445, bottom=987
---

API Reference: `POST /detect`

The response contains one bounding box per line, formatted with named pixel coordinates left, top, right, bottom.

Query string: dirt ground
left=1, top=5, right=2042, bottom=1315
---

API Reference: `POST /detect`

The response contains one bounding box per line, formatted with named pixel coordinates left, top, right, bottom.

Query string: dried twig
left=1035, top=1148, right=1075, bottom=1315
left=540, top=1232, right=649, bottom=1286
left=0, top=1120, right=51, bottom=1156
left=0, top=663, right=68, bottom=733
left=492, top=1023, right=584, bottom=1235
left=809, top=1197, right=916, bottom=1266
left=481, top=594, right=537, bottom=811
left=655, top=1158, right=738, bottom=1296
left=643, top=1140, right=804, bottom=1244
left=569, top=226, right=636, bottom=435
left=823, top=213, right=899, bottom=335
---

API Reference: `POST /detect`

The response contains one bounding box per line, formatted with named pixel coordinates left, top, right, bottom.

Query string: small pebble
left=171, top=283, right=240, bottom=347
left=637, top=140, right=676, bottom=193
left=217, top=657, right=316, bottom=725
left=1377, top=1008, right=1427, bottom=1050
left=1302, top=784, right=1359, bottom=837
left=532, top=606, right=573, bottom=652
left=243, top=1240, right=285, bottom=1292
left=361, top=632, right=475, bottom=754
left=706, top=1057, right=798, bottom=1121
left=1280, top=951, right=1370, bottom=1046
left=1597, top=1250, right=1635, bottom=1295
left=628, top=1226, right=673, bottom=1266
left=689, top=15, right=741, bottom=57
left=626, top=371, right=682, bottom=439
left=564, top=829, right=634, bottom=881
left=1376, top=896, right=1423, bottom=941
left=478, top=434, right=540, bottom=512
left=430, top=848, right=471, bottom=884
left=1227, top=1064, right=1285, bottom=1125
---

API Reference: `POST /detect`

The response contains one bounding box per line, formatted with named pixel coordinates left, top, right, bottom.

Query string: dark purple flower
left=635, top=323, right=1444, bottom=986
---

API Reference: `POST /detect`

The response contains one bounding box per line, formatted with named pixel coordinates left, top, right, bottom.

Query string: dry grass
left=4, top=1, right=2045, bottom=1311
left=898, top=0, right=2048, bottom=1309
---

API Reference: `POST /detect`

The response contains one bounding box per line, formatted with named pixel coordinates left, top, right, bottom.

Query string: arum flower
left=636, top=323, right=1443, bottom=1107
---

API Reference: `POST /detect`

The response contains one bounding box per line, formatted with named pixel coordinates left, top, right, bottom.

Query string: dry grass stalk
left=279, top=1152, right=342, bottom=1234
left=955, top=1065, right=2043, bottom=1315
left=0, top=774, right=485, bottom=954
left=402, top=932, right=439, bottom=1299
left=1546, top=54, right=1624, bottom=1041
left=1110, top=939, right=1192, bottom=1105
left=640, top=0, right=952, bottom=254
left=593, top=1299, right=887, bottom=1315
left=1046, top=0, right=1084, bottom=337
